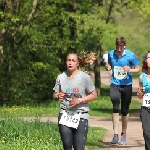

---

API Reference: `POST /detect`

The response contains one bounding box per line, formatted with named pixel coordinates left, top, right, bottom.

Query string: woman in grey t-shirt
left=53, top=53, right=97, bottom=150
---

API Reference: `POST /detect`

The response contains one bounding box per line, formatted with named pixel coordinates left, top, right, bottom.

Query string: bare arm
left=79, top=90, right=97, bottom=103
left=105, top=62, right=112, bottom=77
left=130, top=65, right=140, bottom=74
left=137, top=75, right=144, bottom=100
left=69, top=90, right=97, bottom=107
left=124, top=65, right=140, bottom=74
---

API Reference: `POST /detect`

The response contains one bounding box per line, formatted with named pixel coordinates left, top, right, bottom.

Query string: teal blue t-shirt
left=108, top=49, right=139, bottom=85
left=141, top=73, right=150, bottom=107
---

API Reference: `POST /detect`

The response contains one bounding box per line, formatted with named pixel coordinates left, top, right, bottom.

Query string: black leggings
left=110, top=83, right=132, bottom=116
left=58, top=113, right=88, bottom=150
left=140, top=107, right=150, bottom=150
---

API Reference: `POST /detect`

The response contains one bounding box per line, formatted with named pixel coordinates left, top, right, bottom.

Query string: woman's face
left=66, top=54, right=79, bottom=72
left=146, top=53, right=150, bottom=68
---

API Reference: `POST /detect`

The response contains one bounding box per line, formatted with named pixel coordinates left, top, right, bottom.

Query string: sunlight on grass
left=0, top=118, right=106, bottom=150
left=0, top=118, right=62, bottom=150
left=0, top=84, right=142, bottom=150
left=89, top=96, right=141, bottom=117
left=0, top=101, right=60, bottom=118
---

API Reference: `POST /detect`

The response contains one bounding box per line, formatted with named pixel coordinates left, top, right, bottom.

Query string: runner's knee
left=113, top=103, right=120, bottom=113
left=113, top=109, right=119, bottom=113
left=121, top=110, right=128, bottom=116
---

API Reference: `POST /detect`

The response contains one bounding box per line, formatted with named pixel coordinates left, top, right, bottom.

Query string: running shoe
left=110, top=134, right=119, bottom=144
left=119, top=132, right=126, bottom=145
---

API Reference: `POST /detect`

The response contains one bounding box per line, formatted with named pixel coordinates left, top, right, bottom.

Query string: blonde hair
left=78, top=51, right=96, bottom=74
left=67, top=51, right=96, bottom=74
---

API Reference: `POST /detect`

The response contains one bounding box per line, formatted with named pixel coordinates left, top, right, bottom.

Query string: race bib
left=114, top=66, right=127, bottom=79
left=59, top=111, right=81, bottom=129
left=142, top=93, right=150, bottom=107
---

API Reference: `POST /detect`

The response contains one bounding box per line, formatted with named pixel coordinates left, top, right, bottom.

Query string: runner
left=105, top=37, right=140, bottom=145
left=142, top=52, right=150, bottom=72
left=137, top=51, right=150, bottom=150
left=53, top=52, right=97, bottom=150
left=102, top=51, right=108, bottom=65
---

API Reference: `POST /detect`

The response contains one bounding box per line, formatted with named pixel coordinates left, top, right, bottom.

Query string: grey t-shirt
left=53, top=70, right=95, bottom=119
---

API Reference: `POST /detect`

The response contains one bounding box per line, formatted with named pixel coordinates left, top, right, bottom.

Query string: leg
left=141, top=108, right=150, bottom=150
left=58, top=113, right=73, bottom=150
left=112, top=113, right=120, bottom=134
left=121, top=114, right=129, bottom=133
left=120, top=84, right=132, bottom=133
left=119, top=84, right=132, bottom=145
left=73, top=118, right=88, bottom=150
left=110, top=83, right=121, bottom=135
left=110, top=84, right=121, bottom=144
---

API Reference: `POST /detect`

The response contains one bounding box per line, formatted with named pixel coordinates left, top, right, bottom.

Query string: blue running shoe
left=119, top=132, right=126, bottom=145
left=110, top=134, right=119, bottom=144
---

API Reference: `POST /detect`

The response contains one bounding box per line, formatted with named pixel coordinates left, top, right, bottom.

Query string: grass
left=88, top=84, right=141, bottom=117
left=0, top=84, right=142, bottom=150
left=132, top=72, right=141, bottom=79
left=0, top=117, right=106, bottom=150
left=0, top=118, right=62, bottom=150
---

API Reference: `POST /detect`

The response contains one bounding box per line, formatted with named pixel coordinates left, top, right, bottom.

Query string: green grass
left=132, top=72, right=141, bottom=79
left=0, top=118, right=62, bottom=150
left=0, top=104, right=60, bottom=118
left=88, top=84, right=141, bottom=117
left=100, top=66, right=106, bottom=71
left=0, top=117, right=106, bottom=150
left=0, top=94, right=141, bottom=119
left=0, top=84, right=142, bottom=150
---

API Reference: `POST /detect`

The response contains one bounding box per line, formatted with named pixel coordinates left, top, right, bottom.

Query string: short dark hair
left=115, top=37, right=126, bottom=46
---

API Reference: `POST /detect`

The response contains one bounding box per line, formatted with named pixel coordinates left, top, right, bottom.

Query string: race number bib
left=114, top=66, right=127, bottom=79
left=142, top=93, right=150, bottom=107
left=59, top=111, right=81, bottom=129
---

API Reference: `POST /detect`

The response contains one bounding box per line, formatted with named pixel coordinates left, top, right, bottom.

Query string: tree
left=0, top=0, right=51, bottom=105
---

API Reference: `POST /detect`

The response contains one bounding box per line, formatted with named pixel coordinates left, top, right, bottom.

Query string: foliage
left=0, top=0, right=149, bottom=105
left=130, top=0, right=150, bottom=22
left=0, top=91, right=141, bottom=118
left=110, top=0, right=150, bottom=63
left=0, top=0, right=118, bottom=105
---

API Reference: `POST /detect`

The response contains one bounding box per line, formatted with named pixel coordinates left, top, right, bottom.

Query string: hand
left=105, top=63, right=111, bottom=71
left=138, top=86, right=145, bottom=93
left=69, top=97, right=80, bottom=107
left=123, top=66, right=130, bottom=72
left=137, top=86, right=145, bottom=100
left=56, top=91, right=65, bottom=101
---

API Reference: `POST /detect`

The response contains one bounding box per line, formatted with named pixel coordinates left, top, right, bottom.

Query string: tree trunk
left=94, top=43, right=102, bottom=95
left=94, top=0, right=103, bottom=96
left=5, top=39, right=14, bottom=105
left=68, top=0, right=77, bottom=53
left=0, top=37, right=4, bottom=105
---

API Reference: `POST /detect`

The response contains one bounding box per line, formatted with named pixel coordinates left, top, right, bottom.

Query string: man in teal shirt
left=105, top=37, right=140, bottom=145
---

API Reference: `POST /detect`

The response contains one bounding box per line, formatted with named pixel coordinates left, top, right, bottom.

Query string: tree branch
left=12, top=0, right=38, bottom=37
left=106, top=0, right=114, bottom=24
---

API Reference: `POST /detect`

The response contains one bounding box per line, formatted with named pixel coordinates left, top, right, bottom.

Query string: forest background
left=0, top=0, right=150, bottom=106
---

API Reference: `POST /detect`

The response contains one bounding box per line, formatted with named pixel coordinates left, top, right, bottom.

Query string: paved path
left=92, top=71, right=145, bottom=150
left=29, top=116, right=144, bottom=150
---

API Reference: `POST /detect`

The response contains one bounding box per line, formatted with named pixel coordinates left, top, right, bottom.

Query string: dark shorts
left=110, top=83, right=132, bottom=115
